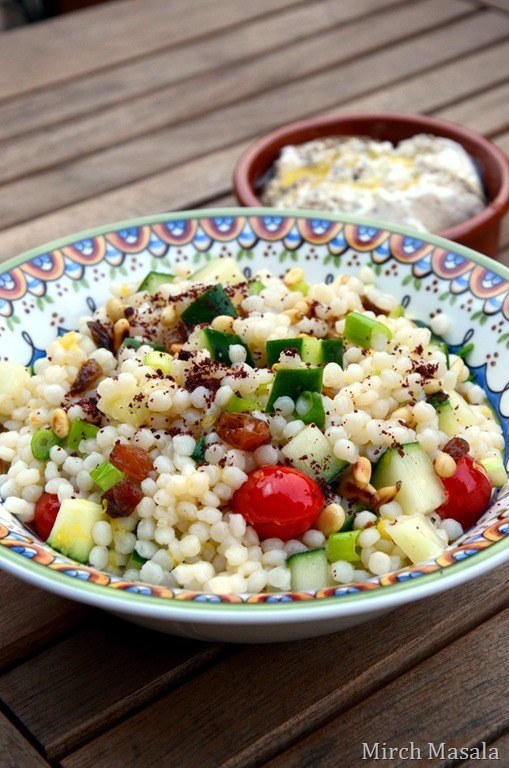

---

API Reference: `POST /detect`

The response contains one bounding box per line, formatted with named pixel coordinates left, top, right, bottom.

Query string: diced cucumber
left=384, top=514, right=445, bottom=564
left=428, top=339, right=450, bottom=368
left=191, top=436, right=207, bottom=463
left=266, top=366, right=323, bottom=412
left=372, top=442, right=444, bottom=516
left=480, top=455, right=508, bottom=487
left=287, top=548, right=329, bottom=591
left=428, top=395, right=459, bottom=438
left=144, top=351, right=173, bottom=375
left=266, top=338, right=342, bottom=368
left=288, top=279, right=309, bottom=296
left=189, top=257, right=245, bottom=286
left=281, top=423, right=348, bottom=483
left=0, top=362, right=30, bottom=416
left=126, top=549, right=148, bottom=571
left=447, top=390, right=477, bottom=427
left=344, top=311, right=392, bottom=348
left=181, top=284, right=238, bottom=327
left=199, top=328, right=254, bottom=367
left=47, top=498, right=106, bottom=564
left=138, top=271, right=174, bottom=294
left=224, top=394, right=261, bottom=413
left=389, top=305, right=405, bottom=318
left=321, top=339, right=343, bottom=366
left=119, top=337, right=164, bottom=353
left=248, top=279, right=265, bottom=295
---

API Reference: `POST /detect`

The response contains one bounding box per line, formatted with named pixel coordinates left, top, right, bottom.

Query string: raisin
left=102, top=479, right=143, bottom=518
left=443, top=437, right=470, bottom=459
left=110, top=443, right=154, bottom=482
left=69, top=359, right=103, bottom=396
left=87, top=320, right=113, bottom=352
left=216, top=412, right=271, bottom=451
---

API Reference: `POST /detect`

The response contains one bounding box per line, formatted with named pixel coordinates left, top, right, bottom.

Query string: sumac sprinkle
left=443, top=437, right=470, bottom=459
left=110, top=443, right=154, bottom=482
left=69, top=360, right=103, bottom=396
left=102, top=479, right=143, bottom=518
left=87, top=320, right=113, bottom=352
left=216, top=412, right=271, bottom=451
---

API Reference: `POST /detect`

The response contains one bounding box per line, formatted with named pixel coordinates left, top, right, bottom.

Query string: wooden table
left=0, top=1, right=508, bottom=765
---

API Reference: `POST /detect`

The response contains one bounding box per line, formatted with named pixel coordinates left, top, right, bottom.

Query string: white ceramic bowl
left=0, top=208, right=508, bottom=642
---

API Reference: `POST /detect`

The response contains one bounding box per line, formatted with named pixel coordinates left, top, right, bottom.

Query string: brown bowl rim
left=233, top=111, right=509, bottom=242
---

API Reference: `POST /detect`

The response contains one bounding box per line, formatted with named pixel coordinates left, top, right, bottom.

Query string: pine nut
left=113, top=318, right=130, bottom=353
left=352, top=457, right=372, bottom=489
left=434, top=451, right=457, bottom=478
left=170, top=343, right=183, bottom=354
left=375, top=482, right=401, bottom=507
left=50, top=408, right=69, bottom=439
left=160, top=306, right=176, bottom=327
left=283, top=267, right=305, bottom=287
left=315, top=503, right=345, bottom=536
left=105, top=298, right=125, bottom=323
left=211, top=315, right=235, bottom=333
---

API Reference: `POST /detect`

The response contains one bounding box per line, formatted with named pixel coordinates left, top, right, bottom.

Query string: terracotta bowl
left=233, top=112, right=509, bottom=257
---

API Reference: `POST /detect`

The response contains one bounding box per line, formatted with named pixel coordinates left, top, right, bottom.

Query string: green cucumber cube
left=281, top=424, right=348, bottom=483
left=47, top=498, right=106, bottom=564
left=181, top=285, right=238, bottom=327
left=266, top=367, right=323, bottom=412
left=372, top=442, right=444, bottom=516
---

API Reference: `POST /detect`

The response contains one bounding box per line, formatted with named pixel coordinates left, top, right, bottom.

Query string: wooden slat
left=0, top=0, right=473, bottom=187
left=0, top=711, right=49, bottom=768
left=0, top=0, right=408, bottom=144
left=336, top=38, right=509, bottom=116
left=0, top=571, right=88, bottom=672
left=262, top=610, right=509, bottom=768
left=479, top=0, right=509, bottom=12
left=0, top=0, right=304, bottom=102
left=0, top=613, right=226, bottom=760
left=0, top=58, right=507, bottom=264
left=58, top=563, right=509, bottom=767
left=438, top=81, right=509, bottom=136
left=461, top=732, right=509, bottom=767
left=0, top=9, right=505, bottom=232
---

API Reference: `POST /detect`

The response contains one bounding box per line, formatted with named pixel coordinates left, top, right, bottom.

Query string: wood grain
left=461, top=731, right=509, bottom=767
left=0, top=0, right=304, bottom=101
left=0, top=571, right=87, bottom=672
left=262, top=609, right=509, bottom=768
left=0, top=613, right=227, bottom=759
left=0, top=0, right=473, bottom=186
left=0, top=711, right=49, bottom=768
left=0, top=9, right=505, bottom=231
left=58, top=563, right=509, bottom=767
left=0, top=79, right=506, bottom=265
left=0, top=0, right=407, bottom=144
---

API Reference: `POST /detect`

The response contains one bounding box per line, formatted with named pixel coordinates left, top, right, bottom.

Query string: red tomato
left=231, top=465, right=324, bottom=541
left=34, top=493, right=61, bottom=540
left=109, top=443, right=154, bottom=482
left=436, top=455, right=492, bottom=529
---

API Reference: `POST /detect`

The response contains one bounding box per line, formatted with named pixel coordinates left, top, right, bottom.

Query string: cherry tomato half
left=34, top=493, right=61, bottom=541
left=436, top=454, right=492, bottom=530
left=231, top=465, right=324, bottom=541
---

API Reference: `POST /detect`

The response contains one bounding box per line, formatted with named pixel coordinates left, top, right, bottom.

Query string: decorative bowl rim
left=0, top=206, right=508, bottom=622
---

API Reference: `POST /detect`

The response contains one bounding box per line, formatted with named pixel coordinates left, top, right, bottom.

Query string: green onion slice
left=66, top=419, right=100, bottom=451
left=295, top=391, right=326, bottom=429
left=31, top=429, right=63, bottom=461
left=326, top=530, right=360, bottom=563
left=90, top=460, right=125, bottom=491
left=344, top=311, right=392, bottom=349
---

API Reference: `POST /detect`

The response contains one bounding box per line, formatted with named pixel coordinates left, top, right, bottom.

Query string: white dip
left=262, top=134, right=486, bottom=233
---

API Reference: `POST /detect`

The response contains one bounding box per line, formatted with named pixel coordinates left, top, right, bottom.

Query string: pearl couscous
left=0, top=258, right=504, bottom=594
